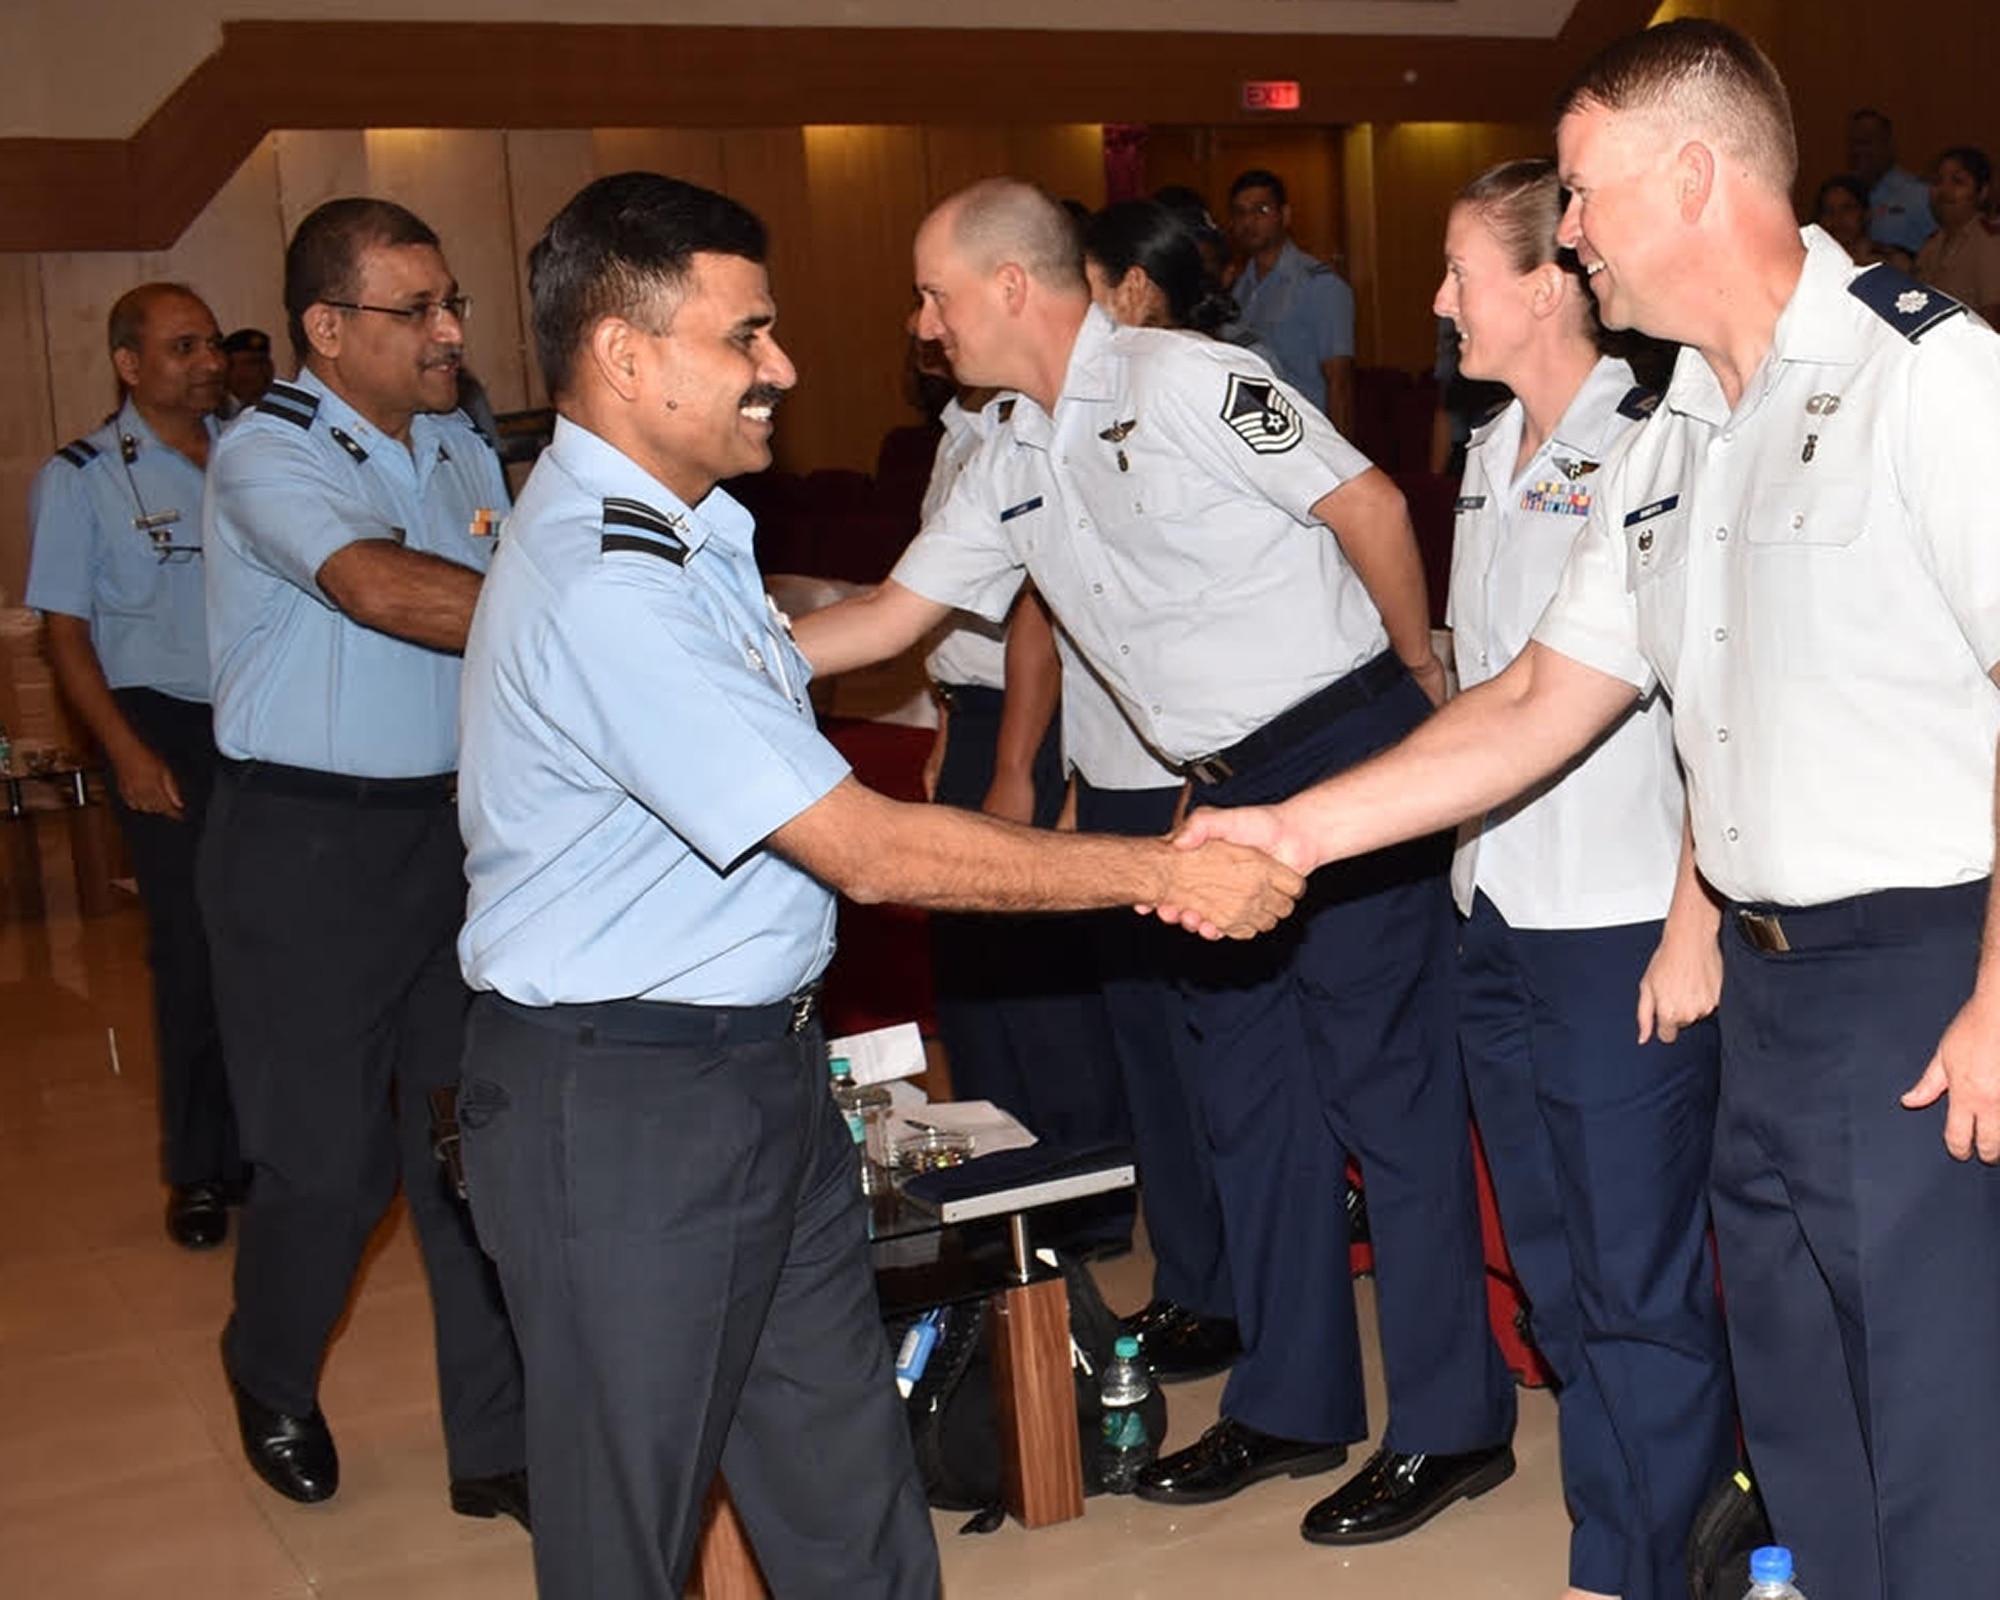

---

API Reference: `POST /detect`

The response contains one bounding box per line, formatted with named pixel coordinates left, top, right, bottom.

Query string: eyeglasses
left=322, top=295, right=472, bottom=328
left=1230, top=202, right=1280, bottom=220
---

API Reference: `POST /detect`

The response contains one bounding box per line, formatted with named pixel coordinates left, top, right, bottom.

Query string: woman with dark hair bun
left=1082, top=199, right=1237, bottom=337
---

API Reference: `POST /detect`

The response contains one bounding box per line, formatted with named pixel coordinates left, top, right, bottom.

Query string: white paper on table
left=826, top=1020, right=927, bottom=1086
left=892, top=1098, right=1038, bottom=1155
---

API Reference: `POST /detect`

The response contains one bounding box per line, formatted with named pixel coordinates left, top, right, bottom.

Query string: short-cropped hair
left=1936, top=145, right=1994, bottom=192
left=284, top=197, right=439, bottom=361
left=946, top=179, right=1086, bottom=295
left=529, top=172, right=768, bottom=399
left=1559, top=18, right=1797, bottom=193
left=1229, top=169, right=1288, bottom=207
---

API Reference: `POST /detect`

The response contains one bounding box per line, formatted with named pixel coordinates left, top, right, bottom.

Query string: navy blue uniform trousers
left=1183, top=667, right=1514, bottom=1448
left=199, top=771, right=524, bottom=1480
left=108, top=687, right=240, bottom=1188
left=1075, top=778, right=1234, bottom=1318
left=928, top=685, right=1132, bottom=1211
left=1458, top=894, right=1734, bottom=1600
left=460, top=996, right=940, bottom=1600
left=1713, top=881, right=2000, bottom=1600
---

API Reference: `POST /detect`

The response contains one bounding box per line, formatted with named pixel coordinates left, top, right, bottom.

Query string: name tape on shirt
left=1454, top=495, right=1487, bottom=512
left=999, top=496, right=1044, bottom=522
left=1220, top=375, right=1304, bottom=455
left=1622, top=494, right=1680, bottom=528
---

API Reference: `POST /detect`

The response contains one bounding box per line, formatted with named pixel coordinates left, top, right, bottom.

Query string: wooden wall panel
left=799, top=126, right=933, bottom=474
left=271, top=130, right=372, bottom=242
left=714, top=129, right=818, bottom=473
left=1145, top=126, right=1347, bottom=275
left=593, top=129, right=730, bottom=193
left=162, top=135, right=289, bottom=373
left=0, top=255, right=54, bottom=605
left=502, top=130, right=597, bottom=409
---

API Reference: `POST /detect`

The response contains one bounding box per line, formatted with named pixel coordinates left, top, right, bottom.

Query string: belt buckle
left=1736, top=909, right=1791, bottom=955
left=1186, top=754, right=1233, bottom=786
left=787, top=989, right=818, bottom=1035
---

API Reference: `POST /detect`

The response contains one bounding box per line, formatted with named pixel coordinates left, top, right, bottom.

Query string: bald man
left=797, top=178, right=1516, bottom=1544
left=25, top=283, right=244, bottom=1248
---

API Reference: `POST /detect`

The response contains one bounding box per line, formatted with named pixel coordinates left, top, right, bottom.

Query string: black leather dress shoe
left=1300, top=1442, right=1515, bottom=1545
left=1133, top=1418, right=1348, bottom=1505
left=227, top=1372, right=338, bottom=1504
left=1125, top=1301, right=1242, bottom=1383
left=166, top=1182, right=229, bottom=1250
left=451, top=1468, right=530, bottom=1530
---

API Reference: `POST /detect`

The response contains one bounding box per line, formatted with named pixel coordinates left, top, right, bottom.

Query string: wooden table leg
left=1, top=819, right=46, bottom=921
left=987, top=1274, right=1085, bottom=1527
left=64, top=803, right=123, bottom=917
left=690, top=1476, right=767, bottom=1600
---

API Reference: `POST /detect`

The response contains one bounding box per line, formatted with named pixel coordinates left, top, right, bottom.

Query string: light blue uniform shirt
left=25, top=401, right=216, bottom=702
left=457, top=418, right=850, bottom=1007
left=1230, top=240, right=1355, bottom=414
left=894, top=309, right=1382, bottom=764
left=1869, top=165, right=1936, bottom=256
left=202, top=369, right=502, bottom=777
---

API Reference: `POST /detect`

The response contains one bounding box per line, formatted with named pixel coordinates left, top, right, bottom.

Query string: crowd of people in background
left=19, top=17, right=2000, bottom=1600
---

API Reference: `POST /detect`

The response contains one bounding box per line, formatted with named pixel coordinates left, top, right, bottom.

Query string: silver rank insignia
left=1098, top=418, right=1138, bottom=472
left=1895, top=289, right=1929, bottom=316
left=744, top=638, right=767, bottom=675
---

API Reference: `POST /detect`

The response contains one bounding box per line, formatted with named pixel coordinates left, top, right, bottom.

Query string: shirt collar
left=1664, top=227, right=1864, bottom=425
left=114, top=397, right=219, bottom=459
left=544, top=414, right=752, bottom=560
left=289, top=365, right=457, bottom=464
left=1007, top=307, right=1120, bottom=449
left=1547, top=355, right=1639, bottom=463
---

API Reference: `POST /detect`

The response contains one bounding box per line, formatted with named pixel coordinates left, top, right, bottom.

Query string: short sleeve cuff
left=891, top=537, right=1023, bottom=626
left=1531, top=608, right=1656, bottom=694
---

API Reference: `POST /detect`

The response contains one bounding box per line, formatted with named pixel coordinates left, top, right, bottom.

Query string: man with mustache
left=453, top=171, right=1303, bottom=1600
left=25, top=281, right=244, bottom=1251
left=198, top=198, right=527, bottom=1526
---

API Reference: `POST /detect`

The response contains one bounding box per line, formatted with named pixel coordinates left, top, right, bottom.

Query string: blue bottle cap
left=1113, top=1335, right=1141, bottom=1360
left=1749, top=1547, right=1794, bottom=1584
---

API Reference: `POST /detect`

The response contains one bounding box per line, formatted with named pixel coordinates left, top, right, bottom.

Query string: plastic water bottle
left=1743, top=1546, right=1806, bottom=1599
left=1097, top=1334, right=1155, bottom=1493
left=828, top=1055, right=891, bottom=1193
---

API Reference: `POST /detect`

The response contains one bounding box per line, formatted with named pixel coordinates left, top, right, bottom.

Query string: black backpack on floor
left=893, top=1252, right=1167, bottom=1520
left=1686, top=1467, right=1773, bottom=1600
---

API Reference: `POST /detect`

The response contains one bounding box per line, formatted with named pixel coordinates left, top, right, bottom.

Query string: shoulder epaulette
left=600, top=497, right=689, bottom=566
left=55, top=438, right=100, bottom=469
left=1848, top=264, right=1966, bottom=342
left=255, top=382, right=320, bottom=430
left=1616, top=384, right=1661, bottom=421
left=327, top=426, right=368, bottom=464
left=995, top=398, right=1016, bottom=425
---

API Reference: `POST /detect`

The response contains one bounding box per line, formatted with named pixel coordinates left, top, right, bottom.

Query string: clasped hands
left=1142, top=802, right=1317, bottom=941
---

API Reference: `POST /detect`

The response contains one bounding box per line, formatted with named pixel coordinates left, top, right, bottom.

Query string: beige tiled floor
left=0, top=840, right=1567, bottom=1597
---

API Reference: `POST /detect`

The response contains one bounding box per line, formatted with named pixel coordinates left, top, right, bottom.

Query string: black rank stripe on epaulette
left=328, top=426, right=368, bottom=464
left=56, top=438, right=101, bottom=469
left=1616, top=385, right=1661, bottom=421
left=601, top=497, right=689, bottom=565
left=255, top=382, right=320, bottom=430
left=1848, top=263, right=1966, bottom=343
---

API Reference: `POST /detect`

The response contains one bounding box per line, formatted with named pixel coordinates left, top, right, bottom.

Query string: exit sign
left=1243, top=80, right=1302, bottom=112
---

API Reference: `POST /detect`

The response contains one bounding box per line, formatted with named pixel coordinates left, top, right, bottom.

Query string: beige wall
left=0, top=124, right=1108, bottom=604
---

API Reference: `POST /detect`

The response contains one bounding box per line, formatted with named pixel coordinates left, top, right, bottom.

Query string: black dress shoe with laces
left=227, top=1371, right=338, bottom=1504
left=451, top=1468, right=530, bottom=1530
left=1121, top=1300, right=1243, bottom=1383
left=1133, top=1417, right=1348, bottom=1505
left=166, top=1181, right=230, bottom=1250
left=1300, top=1442, right=1515, bottom=1545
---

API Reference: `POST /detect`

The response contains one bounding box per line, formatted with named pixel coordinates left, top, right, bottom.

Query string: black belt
left=1185, top=650, right=1408, bottom=786
left=1730, top=880, right=1988, bottom=956
left=486, top=987, right=821, bottom=1047
left=220, top=757, right=455, bottom=807
left=932, top=682, right=1004, bottom=715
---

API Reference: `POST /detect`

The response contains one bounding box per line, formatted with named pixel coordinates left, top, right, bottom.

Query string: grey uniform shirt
left=894, top=308, right=1382, bottom=765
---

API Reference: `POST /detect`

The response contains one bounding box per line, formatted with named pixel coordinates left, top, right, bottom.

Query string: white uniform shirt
left=895, top=308, right=1382, bottom=765
left=923, top=396, right=1010, bottom=690
left=1055, top=624, right=1183, bottom=791
left=1449, top=357, right=1684, bottom=928
left=1535, top=229, right=2000, bottom=906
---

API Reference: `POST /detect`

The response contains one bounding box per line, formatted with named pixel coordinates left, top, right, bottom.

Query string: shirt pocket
left=1744, top=477, right=1867, bottom=549
left=1622, top=499, right=1691, bottom=592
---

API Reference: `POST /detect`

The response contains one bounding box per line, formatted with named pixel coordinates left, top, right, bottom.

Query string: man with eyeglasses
left=25, top=281, right=245, bottom=1252
left=1228, top=168, right=1357, bottom=435
left=199, top=198, right=527, bottom=1528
